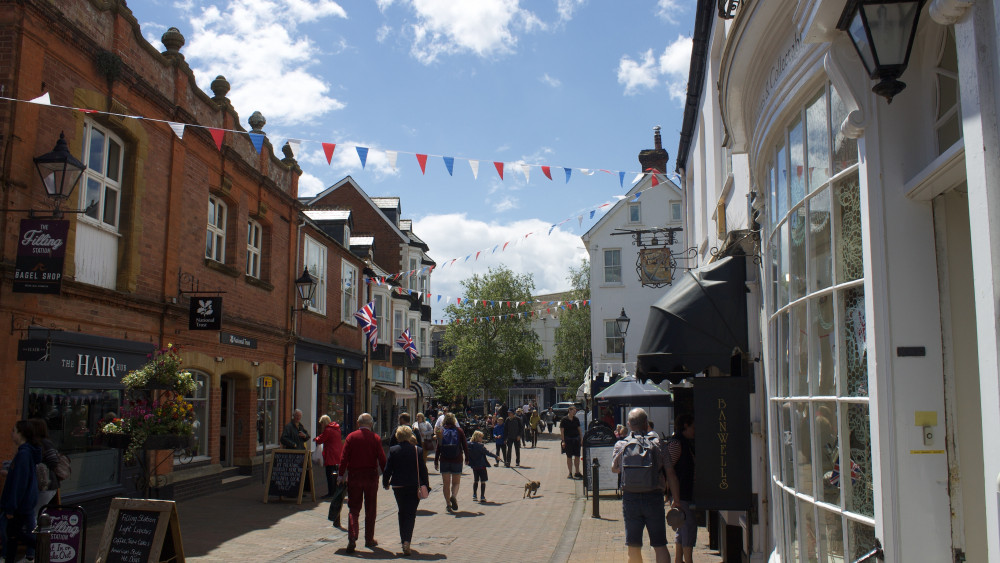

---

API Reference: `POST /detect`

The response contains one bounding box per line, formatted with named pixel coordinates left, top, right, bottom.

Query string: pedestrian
left=667, top=414, right=696, bottom=563
left=29, top=418, right=61, bottom=511
left=1, top=420, right=39, bottom=563
left=413, top=412, right=434, bottom=462
left=545, top=407, right=555, bottom=433
left=502, top=409, right=523, bottom=467
left=492, top=415, right=506, bottom=464
left=389, top=412, right=420, bottom=447
left=338, top=413, right=387, bottom=553
left=314, top=414, right=345, bottom=525
left=615, top=424, right=627, bottom=439
left=280, top=409, right=309, bottom=449
left=611, top=408, right=679, bottom=563
left=529, top=410, right=541, bottom=448
left=467, top=430, right=500, bottom=502
left=433, top=413, right=470, bottom=514
left=382, top=425, right=429, bottom=556
left=560, top=405, right=583, bottom=479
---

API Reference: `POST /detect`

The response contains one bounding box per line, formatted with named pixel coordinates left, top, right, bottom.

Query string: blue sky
left=130, top=0, right=694, bottom=302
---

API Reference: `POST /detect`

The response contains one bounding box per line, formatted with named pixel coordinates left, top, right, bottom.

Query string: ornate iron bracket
left=718, top=0, right=741, bottom=19
left=610, top=227, right=690, bottom=287
left=177, top=269, right=226, bottom=297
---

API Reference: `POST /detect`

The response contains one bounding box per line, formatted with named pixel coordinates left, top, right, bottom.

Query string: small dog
left=523, top=480, right=541, bottom=498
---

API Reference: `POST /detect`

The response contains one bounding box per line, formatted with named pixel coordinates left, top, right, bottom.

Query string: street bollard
left=591, top=457, right=600, bottom=518
left=33, top=513, right=52, bottom=563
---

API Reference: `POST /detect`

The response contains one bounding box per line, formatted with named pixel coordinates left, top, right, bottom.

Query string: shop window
left=303, top=235, right=327, bottom=314
left=246, top=219, right=263, bottom=278
left=324, top=367, right=355, bottom=434
left=75, top=119, right=124, bottom=289
left=604, top=320, right=623, bottom=355
left=603, top=249, right=622, bottom=284
left=182, top=371, right=209, bottom=460
left=935, top=27, right=962, bottom=155
left=256, top=376, right=280, bottom=447
left=206, top=195, right=227, bottom=263
left=342, top=260, right=358, bottom=322
left=26, top=389, right=122, bottom=496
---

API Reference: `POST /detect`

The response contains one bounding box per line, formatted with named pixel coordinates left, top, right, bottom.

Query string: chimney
left=638, top=126, right=670, bottom=173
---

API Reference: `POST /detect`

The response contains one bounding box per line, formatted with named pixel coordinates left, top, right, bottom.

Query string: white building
left=582, top=129, right=685, bottom=379
left=662, top=0, right=1000, bottom=561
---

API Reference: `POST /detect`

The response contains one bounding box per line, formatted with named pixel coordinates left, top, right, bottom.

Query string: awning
left=409, top=381, right=436, bottom=399
left=373, top=383, right=417, bottom=399
left=637, top=255, right=748, bottom=383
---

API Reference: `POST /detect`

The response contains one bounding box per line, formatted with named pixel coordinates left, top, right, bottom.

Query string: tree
left=552, top=260, right=591, bottom=391
left=434, top=266, right=543, bottom=404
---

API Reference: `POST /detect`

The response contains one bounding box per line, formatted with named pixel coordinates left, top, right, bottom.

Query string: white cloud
left=413, top=214, right=588, bottom=304
left=179, top=0, right=348, bottom=124
left=556, top=0, right=586, bottom=21
left=656, top=0, right=683, bottom=23
left=617, top=35, right=692, bottom=103
left=392, top=0, right=542, bottom=63
left=298, top=171, right=326, bottom=197
left=540, top=73, right=561, bottom=88
left=492, top=195, right=518, bottom=212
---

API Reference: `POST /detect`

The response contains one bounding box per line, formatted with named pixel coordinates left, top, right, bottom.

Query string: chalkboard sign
left=583, top=424, right=618, bottom=447
left=40, top=505, right=87, bottom=563
left=95, top=499, right=184, bottom=563
left=264, top=449, right=316, bottom=504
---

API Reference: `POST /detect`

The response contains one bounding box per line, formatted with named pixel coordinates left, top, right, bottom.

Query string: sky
left=129, top=0, right=695, bottom=308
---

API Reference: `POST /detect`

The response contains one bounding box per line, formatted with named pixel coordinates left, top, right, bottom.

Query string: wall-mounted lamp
left=251, top=361, right=260, bottom=367
left=293, top=267, right=318, bottom=312
left=615, top=307, right=631, bottom=369
left=837, top=0, right=925, bottom=103
left=2, top=132, right=96, bottom=218
left=215, top=356, right=224, bottom=363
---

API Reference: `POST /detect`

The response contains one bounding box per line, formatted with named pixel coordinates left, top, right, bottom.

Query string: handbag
left=415, top=446, right=429, bottom=499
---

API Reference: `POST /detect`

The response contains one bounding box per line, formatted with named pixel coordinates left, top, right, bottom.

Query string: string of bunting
left=433, top=300, right=591, bottom=326
left=7, top=93, right=677, bottom=189
left=366, top=276, right=589, bottom=314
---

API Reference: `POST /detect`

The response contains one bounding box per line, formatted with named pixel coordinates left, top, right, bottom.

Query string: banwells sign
left=693, top=377, right=752, bottom=510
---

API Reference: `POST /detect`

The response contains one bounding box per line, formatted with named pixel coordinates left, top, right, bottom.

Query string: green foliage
left=436, top=266, right=543, bottom=401
left=553, top=260, right=592, bottom=388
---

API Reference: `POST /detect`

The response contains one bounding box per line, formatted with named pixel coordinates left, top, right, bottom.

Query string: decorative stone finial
left=210, top=75, right=230, bottom=100
left=161, top=27, right=185, bottom=53
left=282, top=142, right=295, bottom=160
left=248, top=111, right=266, bottom=134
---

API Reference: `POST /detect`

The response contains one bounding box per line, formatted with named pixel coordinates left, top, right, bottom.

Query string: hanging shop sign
left=638, top=247, right=674, bottom=286
left=220, top=331, right=257, bottom=349
left=13, top=219, right=69, bottom=294
left=693, top=376, right=752, bottom=510
left=18, top=339, right=48, bottom=361
left=188, top=296, right=222, bottom=330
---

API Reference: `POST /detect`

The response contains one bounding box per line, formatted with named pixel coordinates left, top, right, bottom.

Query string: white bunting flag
left=385, top=150, right=398, bottom=170
left=578, top=215, right=583, bottom=227
left=469, top=160, right=480, bottom=179
left=520, top=164, right=530, bottom=183
left=168, top=122, right=185, bottom=139
left=28, top=93, right=50, bottom=105
left=287, top=139, right=302, bottom=157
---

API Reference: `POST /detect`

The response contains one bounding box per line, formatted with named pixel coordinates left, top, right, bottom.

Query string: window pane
left=815, top=400, right=840, bottom=505
left=937, top=113, right=961, bottom=154
left=789, top=118, right=806, bottom=205
left=208, top=200, right=215, bottom=225
left=85, top=178, right=101, bottom=220
left=787, top=492, right=800, bottom=561
left=835, top=175, right=863, bottom=283
left=810, top=189, right=834, bottom=290
left=778, top=221, right=790, bottom=308
left=778, top=312, right=789, bottom=397
left=88, top=128, right=106, bottom=173
left=770, top=231, right=780, bottom=310
left=102, top=186, right=118, bottom=227
left=846, top=403, right=874, bottom=517
left=798, top=499, right=818, bottom=561
left=789, top=304, right=809, bottom=396
left=794, top=402, right=814, bottom=497
left=819, top=508, right=845, bottom=562
left=106, top=139, right=122, bottom=182
left=806, top=92, right=830, bottom=190
left=848, top=521, right=877, bottom=562
left=205, top=231, right=214, bottom=258
left=779, top=402, right=794, bottom=485
left=831, top=85, right=858, bottom=173
left=811, top=295, right=836, bottom=396
left=789, top=206, right=807, bottom=301
left=842, top=287, right=868, bottom=397
left=777, top=143, right=789, bottom=220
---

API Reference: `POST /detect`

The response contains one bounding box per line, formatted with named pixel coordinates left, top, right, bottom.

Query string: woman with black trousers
left=382, top=425, right=429, bottom=556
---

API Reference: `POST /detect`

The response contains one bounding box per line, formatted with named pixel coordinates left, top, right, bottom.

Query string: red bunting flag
left=482, top=300, right=487, bottom=307
left=457, top=298, right=462, bottom=305
left=542, top=166, right=552, bottom=180
left=322, top=143, right=336, bottom=164
left=503, top=241, right=510, bottom=251
left=416, top=154, right=428, bottom=174
left=209, top=128, right=225, bottom=150
left=494, top=161, right=504, bottom=180
left=475, top=251, right=480, bottom=260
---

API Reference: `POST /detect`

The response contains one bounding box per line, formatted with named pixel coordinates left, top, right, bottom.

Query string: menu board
left=40, top=505, right=87, bottom=563
left=264, top=449, right=315, bottom=504
left=95, top=499, right=184, bottom=563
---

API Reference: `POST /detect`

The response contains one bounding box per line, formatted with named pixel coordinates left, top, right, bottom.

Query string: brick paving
left=84, top=434, right=722, bottom=562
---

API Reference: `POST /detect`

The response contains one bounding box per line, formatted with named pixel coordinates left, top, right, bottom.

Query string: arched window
left=935, top=27, right=961, bottom=155
left=183, top=371, right=210, bottom=460
left=257, top=376, right=280, bottom=447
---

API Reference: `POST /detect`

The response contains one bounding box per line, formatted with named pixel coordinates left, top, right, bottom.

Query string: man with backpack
left=611, top=408, right=681, bottom=563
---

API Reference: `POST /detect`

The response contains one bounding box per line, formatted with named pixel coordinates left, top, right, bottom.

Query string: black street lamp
left=33, top=132, right=87, bottom=217
left=615, top=307, right=630, bottom=369
left=294, top=267, right=318, bottom=306
left=838, top=0, right=926, bottom=103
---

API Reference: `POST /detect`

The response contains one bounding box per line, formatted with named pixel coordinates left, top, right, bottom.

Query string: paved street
left=86, top=434, right=721, bottom=562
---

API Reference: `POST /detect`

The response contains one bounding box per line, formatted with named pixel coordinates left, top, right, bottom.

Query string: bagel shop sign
left=13, top=219, right=69, bottom=294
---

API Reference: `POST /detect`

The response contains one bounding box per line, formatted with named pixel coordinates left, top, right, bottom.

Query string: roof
left=349, top=236, right=375, bottom=246
left=302, top=177, right=410, bottom=244
left=581, top=174, right=682, bottom=243
left=533, top=291, right=574, bottom=302
left=371, top=197, right=400, bottom=209
left=304, top=209, right=351, bottom=221
left=399, top=219, right=412, bottom=231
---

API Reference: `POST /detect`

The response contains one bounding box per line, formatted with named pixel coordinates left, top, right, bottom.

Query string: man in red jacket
left=338, top=412, right=386, bottom=553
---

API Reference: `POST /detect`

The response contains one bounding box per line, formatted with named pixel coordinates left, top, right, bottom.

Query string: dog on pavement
left=523, top=480, right=541, bottom=498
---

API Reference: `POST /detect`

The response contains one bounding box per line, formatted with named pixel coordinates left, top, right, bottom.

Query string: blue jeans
left=622, top=491, right=667, bottom=547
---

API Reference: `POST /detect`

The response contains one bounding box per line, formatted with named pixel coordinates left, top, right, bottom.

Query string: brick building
left=0, top=0, right=364, bottom=514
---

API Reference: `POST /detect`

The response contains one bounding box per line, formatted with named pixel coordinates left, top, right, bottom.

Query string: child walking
left=468, top=431, right=500, bottom=502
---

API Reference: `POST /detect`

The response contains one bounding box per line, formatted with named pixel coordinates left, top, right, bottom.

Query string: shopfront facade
left=712, top=0, right=1000, bottom=560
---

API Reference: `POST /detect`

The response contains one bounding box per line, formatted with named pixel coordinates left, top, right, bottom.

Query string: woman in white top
left=413, top=412, right=435, bottom=462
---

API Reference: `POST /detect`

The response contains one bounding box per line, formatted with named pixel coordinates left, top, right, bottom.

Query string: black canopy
left=594, top=376, right=673, bottom=406
left=636, top=255, right=748, bottom=383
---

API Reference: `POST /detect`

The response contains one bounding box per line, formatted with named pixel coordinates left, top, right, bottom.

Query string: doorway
left=220, top=378, right=235, bottom=466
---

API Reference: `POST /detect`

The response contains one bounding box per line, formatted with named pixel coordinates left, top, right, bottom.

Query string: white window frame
left=409, top=257, right=419, bottom=290
left=79, top=120, right=123, bottom=231
left=342, top=260, right=358, bottom=323
left=246, top=218, right=262, bottom=278
left=628, top=202, right=641, bottom=224
left=604, top=249, right=622, bottom=284
left=303, top=236, right=327, bottom=314
left=604, top=320, right=623, bottom=355
left=374, top=294, right=387, bottom=344
left=206, top=195, right=227, bottom=263
left=670, top=201, right=682, bottom=223
left=394, top=309, right=404, bottom=340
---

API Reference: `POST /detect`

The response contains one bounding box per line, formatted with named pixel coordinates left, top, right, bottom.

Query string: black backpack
left=440, top=427, right=460, bottom=457
left=621, top=434, right=661, bottom=493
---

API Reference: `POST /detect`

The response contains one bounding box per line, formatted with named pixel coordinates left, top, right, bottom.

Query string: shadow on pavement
left=452, top=510, right=484, bottom=518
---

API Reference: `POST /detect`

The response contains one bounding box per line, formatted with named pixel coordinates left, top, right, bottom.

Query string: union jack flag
left=827, top=455, right=862, bottom=487
left=354, top=301, right=378, bottom=349
left=396, top=328, right=419, bottom=360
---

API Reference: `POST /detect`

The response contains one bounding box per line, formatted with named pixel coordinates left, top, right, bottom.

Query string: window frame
left=256, top=376, right=280, bottom=449
left=603, top=248, right=623, bottom=284
left=604, top=320, right=623, bottom=356
left=342, top=260, right=358, bottom=323
left=79, top=120, right=124, bottom=231
left=628, top=202, right=641, bottom=224
left=206, top=195, right=228, bottom=263
left=303, top=236, right=327, bottom=314
left=246, top=218, right=263, bottom=278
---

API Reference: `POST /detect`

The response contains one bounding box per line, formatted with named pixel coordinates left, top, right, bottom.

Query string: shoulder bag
left=416, top=446, right=429, bottom=499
